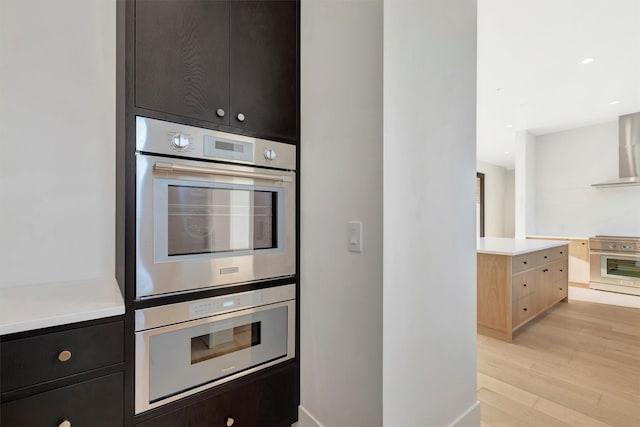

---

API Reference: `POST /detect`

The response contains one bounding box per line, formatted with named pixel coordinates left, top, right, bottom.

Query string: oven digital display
left=215, top=140, right=245, bottom=153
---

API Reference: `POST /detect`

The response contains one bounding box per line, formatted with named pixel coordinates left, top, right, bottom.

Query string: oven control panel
left=189, top=291, right=263, bottom=319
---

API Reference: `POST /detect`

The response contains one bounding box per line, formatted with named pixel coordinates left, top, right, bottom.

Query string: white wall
left=514, top=130, right=537, bottom=237
left=504, top=169, right=515, bottom=237
left=535, top=121, right=640, bottom=236
left=299, top=0, right=383, bottom=426
left=477, top=161, right=508, bottom=237
left=0, top=0, right=115, bottom=287
left=384, top=1, right=479, bottom=426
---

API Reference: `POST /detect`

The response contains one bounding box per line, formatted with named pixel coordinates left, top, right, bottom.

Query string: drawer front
left=1, top=372, right=123, bottom=427
left=512, top=270, right=535, bottom=300
left=552, top=279, right=568, bottom=301
left=137, top=363, right=297, bottom=427
left=513, top=295, right=535, bottom=327
left=552, top=260, right=569, bottom=282
left=1, top=321, right=124, bottom=391
left=550, top=245, right=568, bottom=261
left=537, top=249, right=554, bottom=265
left=512, top=253, right=538, bottom=273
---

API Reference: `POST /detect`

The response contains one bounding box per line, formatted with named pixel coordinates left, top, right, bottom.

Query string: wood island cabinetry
left=477, top=241, right=569, bottom=342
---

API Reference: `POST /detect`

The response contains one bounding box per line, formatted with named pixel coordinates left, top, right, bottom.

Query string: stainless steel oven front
left=589, top=236, right=640, bottom=295
left=134, top=284, right=295, bottom=414
left=136, top=117, right=296, bottom=298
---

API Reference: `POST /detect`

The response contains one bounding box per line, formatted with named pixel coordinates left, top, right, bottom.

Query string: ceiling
left=477, top=0, right=640, bottom=169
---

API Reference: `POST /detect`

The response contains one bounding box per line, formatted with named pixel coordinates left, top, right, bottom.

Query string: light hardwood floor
left=478, top=299, right=640, bottom=427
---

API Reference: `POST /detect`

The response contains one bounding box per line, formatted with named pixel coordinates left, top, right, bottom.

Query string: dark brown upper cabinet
left=135, top=0, right=298, bottom=143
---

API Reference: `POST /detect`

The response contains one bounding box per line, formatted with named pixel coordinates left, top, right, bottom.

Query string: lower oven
left=589, top=236, right=640, bottom=295
left=134, top=284, right=295, bottom=414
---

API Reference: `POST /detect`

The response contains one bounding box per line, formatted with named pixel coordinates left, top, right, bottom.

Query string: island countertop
left=477, top=237, right=570, bottom=256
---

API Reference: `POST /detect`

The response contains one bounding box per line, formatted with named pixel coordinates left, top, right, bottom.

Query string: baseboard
left=297, top=405, right=325, bottom=427
left=448, top=400, right=481, bottom=427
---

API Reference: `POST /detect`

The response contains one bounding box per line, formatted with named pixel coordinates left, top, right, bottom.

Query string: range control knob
left=609, top=244, right=617, bottom=249
left=264, top=149, right=277, bottom=161
left=172, top=133, right=190, bottom=149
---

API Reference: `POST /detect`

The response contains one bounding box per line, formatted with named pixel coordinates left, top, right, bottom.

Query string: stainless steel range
left=589, top=236, right=640, bottom=296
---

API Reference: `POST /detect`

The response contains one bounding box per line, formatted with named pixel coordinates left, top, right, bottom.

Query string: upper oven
left=135, top=117, right=296, bottom=299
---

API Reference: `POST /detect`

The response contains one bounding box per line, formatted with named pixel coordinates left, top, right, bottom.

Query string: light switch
left=347, top=221, right=362, bottom=253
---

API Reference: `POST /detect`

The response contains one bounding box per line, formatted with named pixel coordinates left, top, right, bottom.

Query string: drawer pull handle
left=560, top=287, right=563, bottom=290
left=523, top=261, right=527, bottom=264
left=560, top=269, right=564, bottom=272
left=523, top=284, right=527, bottom=287
left=58, top=350, right=72, bottom=362
left=560, top=251, right=564, bottom=254
left=543, top=269, right=549, bottom=272
left=227, top=417, right=235, bottom=427
left=581, top=242, right=585, bottom=245
left=59, top=420, right=71, bottom=427
left=523, top=308, right=528, bottom=311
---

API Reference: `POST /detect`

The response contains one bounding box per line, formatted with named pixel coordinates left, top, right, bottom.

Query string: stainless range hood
left=592, top=112, right=640, bottom=188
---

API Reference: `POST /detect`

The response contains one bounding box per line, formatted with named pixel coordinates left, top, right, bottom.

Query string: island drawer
left=512, top=253, right=539, bottom=273
left=1, top=320, right=124, bottom=392
left=512, top=270, right=535, bottom=300
left=552, top=260, right=569, bottom=282
left=513, top=295, right=535, bottom=327
left=1, top=372, right=123, bottom=427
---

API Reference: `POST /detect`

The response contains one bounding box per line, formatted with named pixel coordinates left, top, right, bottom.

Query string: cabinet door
left=1, top=373, right=123, bottom=427
left=136, top=0, right=230, bottom=125
left=230, top=0, right=297, bottom=142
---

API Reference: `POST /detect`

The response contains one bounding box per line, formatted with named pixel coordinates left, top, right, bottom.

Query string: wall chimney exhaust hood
left=592, top=112, right=640, bottom=188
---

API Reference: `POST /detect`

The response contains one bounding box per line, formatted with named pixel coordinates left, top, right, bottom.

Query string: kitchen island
left=477, top=238, right=569, bottom=342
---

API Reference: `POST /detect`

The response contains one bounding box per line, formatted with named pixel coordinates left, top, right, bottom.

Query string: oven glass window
left=191, top=322, right=261, bottom=364
left=147, top=305, right=288, bottom=403
left=167, top=185, right=276, bottom=256
left=606, top=258, right=640, bottom=278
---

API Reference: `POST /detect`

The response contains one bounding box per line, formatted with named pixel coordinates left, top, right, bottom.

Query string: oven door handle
left=154, top=162, right=294, bottom=183
left=590, top=250, right=640, bottom=257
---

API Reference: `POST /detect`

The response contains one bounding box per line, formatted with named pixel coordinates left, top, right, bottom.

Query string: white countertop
left=527, top=234, right=589, bottom=241
left=478, top=237, right=570, bottom=256
left=0, top=277, right=124, bottom=336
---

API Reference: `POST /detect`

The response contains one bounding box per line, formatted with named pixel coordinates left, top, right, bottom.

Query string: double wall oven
left=134, top=117, right=297, bottom=414
left=589, top=236, right=640, bottom=296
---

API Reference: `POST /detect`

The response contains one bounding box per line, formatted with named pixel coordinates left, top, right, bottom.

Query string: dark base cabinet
left=136, top=363, right=297, bottom=427
left=1, top=372, right=124, bottom=427
left=0, top=318, right=125, bottom=427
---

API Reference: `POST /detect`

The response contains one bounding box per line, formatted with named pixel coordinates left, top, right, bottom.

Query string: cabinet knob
left=216, top=108, right=225, bottom=118
left=523, top=284, right=527, bottom=287
left=59, top=420, right=71, bottom=427
left=236, top=113, right=245, bottom=122
left=226, top=417, right=235, bottom=427
left=581, top=242, right=586, bottom=245
left=560, top=251, right=564, bottom=254
left=58, top=350, right=72, bottom=362
left=523, top=261, right=527, bottom=265
left=523, top=308, right=528, bottom=312
left=560, top=287, right=563, bottom=290
left=544, top=255, right=548, bottom=259
left=560, top=269, right=564, bottom=272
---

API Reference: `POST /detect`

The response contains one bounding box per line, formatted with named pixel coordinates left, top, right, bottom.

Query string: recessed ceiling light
left=609, top=100, right=620, bottom=105
left=504, top=151, right=510, bottom=154
left=505, top=124, right=513, bottom=128
left=581, top=58, right=595, bottom=65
